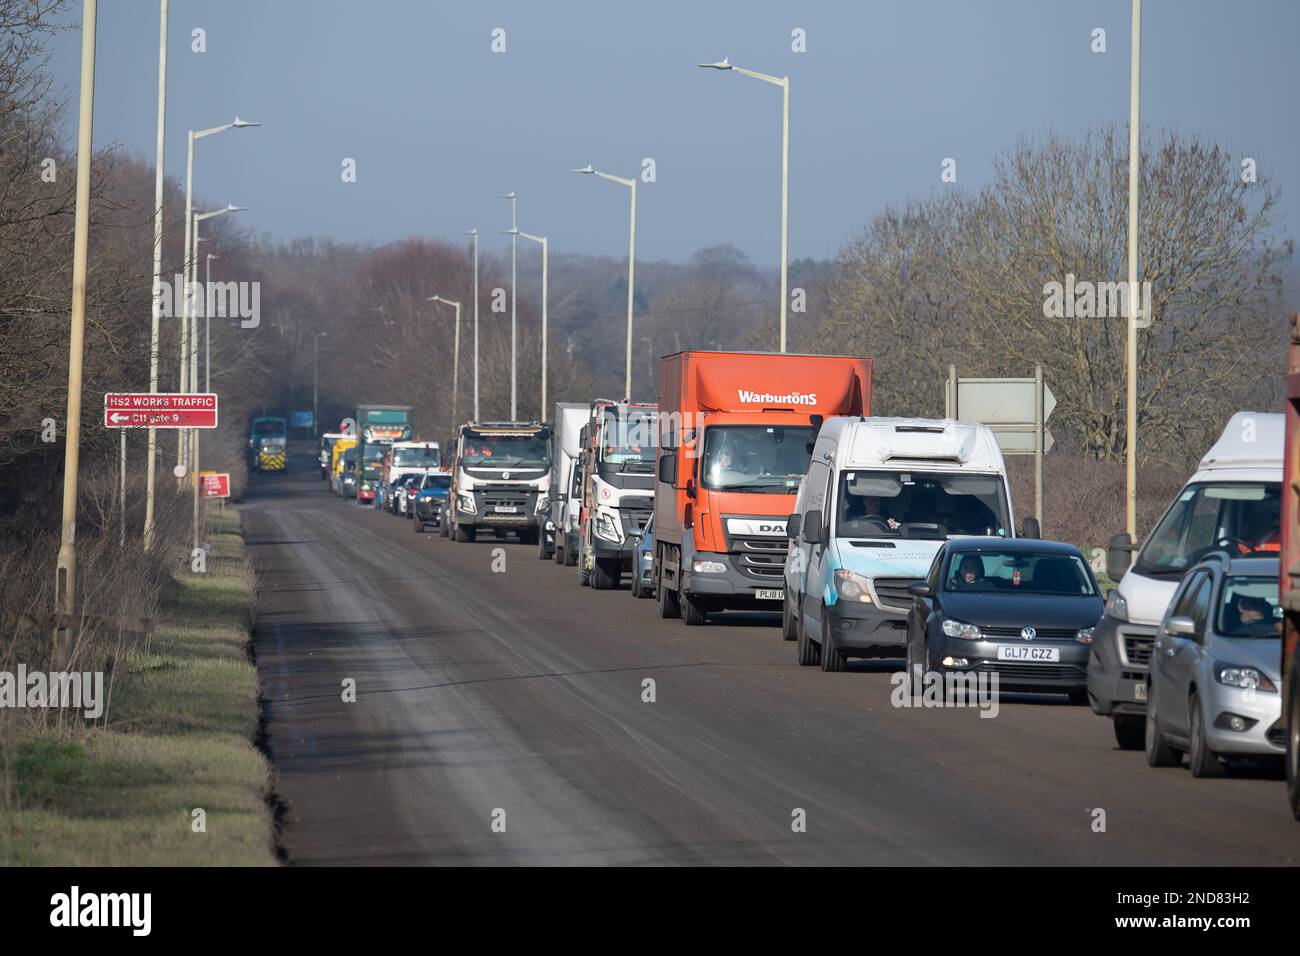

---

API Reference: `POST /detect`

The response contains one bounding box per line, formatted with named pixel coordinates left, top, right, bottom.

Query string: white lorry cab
left=542, top=402, right=591, bottom=564
left=784, top=417, right=1016, bottom=672
left=1090, top=411, right=1283, bottom=750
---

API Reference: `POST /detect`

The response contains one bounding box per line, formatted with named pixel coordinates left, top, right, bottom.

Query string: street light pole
left=313, top=332, right=328, bottom=437
left=205, top=252, right=217, bottom=392
left=1125, top=0, right=1142, bottom=540
left=511, top=230, right=549, bottom=417
left=429, top=296, right=462, bottom=427
left=53, top=0, right=97, bottom=668
left=467, top=228, right=479, bottom=422
left=700, top=58, right=790, bottom=352
left=504, top=192, right=518, bottom=419
left=144, top=0, right=168, bottom=550
left=573, top=165, right=637, bottom=400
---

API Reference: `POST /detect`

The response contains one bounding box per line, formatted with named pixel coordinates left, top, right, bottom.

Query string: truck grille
left=476, top=486, right=535, bottom=517
left=871, top=577, right=923, bottom=613
left=1122, top=634, right=1153, bottom=668
left=618, top=496, right=653, bottom=537
left=732, top=536, right=787, bottom=580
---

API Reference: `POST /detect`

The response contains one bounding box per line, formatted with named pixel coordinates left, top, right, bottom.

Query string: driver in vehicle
left=952, top=555, right=985, bottom=589
left=851, top=494, right=900, bottom=530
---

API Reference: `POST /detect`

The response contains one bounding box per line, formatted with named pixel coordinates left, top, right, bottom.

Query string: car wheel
left=1113, top=714, right=1145, bottom=751
left=440, top=516, right=449, bottom=537
left=1145, top=687, right=1182, bottom=767
left=1188, top=692, right=1225, bottom=778
left=631, top=573, right=644, bottom=599
left=905, top=637, right=924, bottom=698
left=781, top=597, right=798, bottom=642
left=413, top=518, right=424, bottom=533
left=819, top=617, right=845, bottom=672
left=563, top=539, right=577, bottom=566
left=795, top=608, right=820, bottom=666
left=682, top=590, right=709, bottom=626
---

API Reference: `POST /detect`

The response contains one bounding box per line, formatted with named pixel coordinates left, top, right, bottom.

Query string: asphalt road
left=243, top=444, right=1300, bottom=865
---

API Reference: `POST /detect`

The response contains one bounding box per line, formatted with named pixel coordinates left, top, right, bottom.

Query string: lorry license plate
left=494, top=506, right=518, bottom=513
left=756, top=589, right=784, bottom=601
left=995, top=645, right=1060, bottom=662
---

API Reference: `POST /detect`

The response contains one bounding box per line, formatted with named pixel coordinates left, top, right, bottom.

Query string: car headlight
left=594, top=510, right=621, bottom=542
left=941, top=618, right=982, bottom=640
left=1075, top=627, right=1095, bottom=644
left=1104, top=589, right=1129, bottom=622
left=833, top=569, right=874, bottom=604
left=1214, top=662, right=1278, bottom=692
left=457, top=492, right=476, bottom=514
left=693, top=559, right=727, bottom=573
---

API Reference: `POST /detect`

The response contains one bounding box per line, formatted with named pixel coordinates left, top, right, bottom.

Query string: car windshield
left=420, top=474, right=451, bottom=490
left=1216, top=575, right=1281, bottom=638
left=838, top=471, right=1009, bottom=540
left=944, top=550, right=1097, bottom=595
left=599, top=411, right=656, bottom=470
left=701, top=425, right=814, bottom=494
left=460, top=434, right=550, bottom=467
left=393, top=447, right=440, bottom=468
left=1135, top=482, right=1281, bottom=576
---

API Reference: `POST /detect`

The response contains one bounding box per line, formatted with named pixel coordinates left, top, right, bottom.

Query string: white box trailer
left=543, top=402, right=591, bottom=564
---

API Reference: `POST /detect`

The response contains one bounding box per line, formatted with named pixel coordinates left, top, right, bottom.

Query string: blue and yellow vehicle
left=249, top=416, right=289, bottom=473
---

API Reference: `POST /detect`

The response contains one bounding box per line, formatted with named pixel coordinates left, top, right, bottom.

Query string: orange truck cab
left=1281, top=312, right=1300, bottom=820
left=653, top=350, right=871, bottom=625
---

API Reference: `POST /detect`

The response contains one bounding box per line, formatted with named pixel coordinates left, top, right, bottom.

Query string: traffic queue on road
left=323, top=346, right=1298, bottom=821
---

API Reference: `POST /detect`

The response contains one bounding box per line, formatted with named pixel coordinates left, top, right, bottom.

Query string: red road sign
left=103, top=392, right=218, bottom=429
left=200, top=472, right=231, bottom=498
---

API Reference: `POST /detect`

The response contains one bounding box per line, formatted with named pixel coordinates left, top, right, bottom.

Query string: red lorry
left=653, top=350, right=871, bottom=626
left=1281, top=312, right=1300, bottom=820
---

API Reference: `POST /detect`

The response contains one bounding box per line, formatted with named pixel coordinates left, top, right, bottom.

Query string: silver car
left=1146, top=554, right=1285, bottom=777
left=630, top=512, right=655, bottom=599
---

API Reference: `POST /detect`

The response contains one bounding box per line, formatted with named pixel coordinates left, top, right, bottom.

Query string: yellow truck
left=330, top=437, right=358, bottom=494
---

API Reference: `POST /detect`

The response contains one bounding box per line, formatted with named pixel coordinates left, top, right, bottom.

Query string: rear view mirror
left=1107, top=532, right=1135, bottom=582
left=907, top=582, right=933, bottom=598
left=1165, top=615, right=1196, bottom=637
left=802, top=511, right=823, bottom=544
left=658, top=454, right=677, bottom=485
left=786, top=513, right=802, bottom=539
left=1021, top=516, right=1041, bottom=539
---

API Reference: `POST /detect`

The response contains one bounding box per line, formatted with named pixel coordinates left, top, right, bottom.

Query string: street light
left=190, top=204, right=243, bottom=392
left=467, top=228, right=480, bottom=421
left=205, top=252, right=218, bottom=393
left=313, top=332, right=328, bottom=437
left=503, top=192, right=518, bottom=419
left=1125, top=0, right=1143, bottom=540
left=505, top=228, right=548, bottom=417
left=573, top=165, right=636, bottom=400
left=699, top=57, right=790, bottom=352
left=428, top=296, right=462, bottom=427
left=144, top=0, right=170, bottom=551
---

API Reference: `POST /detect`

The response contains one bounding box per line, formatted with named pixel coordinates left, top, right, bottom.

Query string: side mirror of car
left=1021, top=516, right=1041, bottom=539
left=786, top=513, right=802, bottom=539
left=658, top=454, right=677, bottom=485
left=802, top=511, right=823, bottom=545
left=1165, top=615, right=1196, bottom=637
left=1107, top=532, right=1135, bottom=582
left=907, top=582, right=933, bottom=598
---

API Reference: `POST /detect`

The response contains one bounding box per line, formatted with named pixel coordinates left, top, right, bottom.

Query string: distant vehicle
left=380, top=476, right=403, bottom=514
left=1146, top=554, right=1284, bottom=777
left=319, top=432, right=345, bottom=479
left=249, top=416, right=288, bottom=473
left=330, top=436, right=357, bottom=493
left=413, top=472, right=452, bottom=533
left=903, top=539, right=1102, bottom=700
left=397, top=475, right=422, bottom=517
left=355, top=404, right=414, bottom=503
left=785, top=417, right=1021, bottom=672
left=654, top=350, right=871, bottom=626
left=383, top=440, right=440, bottom=493
left=1093, top=412, right=1283, bottom=750
left=630, top=511, right=656, bottom=599
left=543, top=402, right=589, bottom=563
left=339, top=454, right=358, bottom=499
left=448, top=421, right=552, bottom=543
left=575, top=400, right=657, bottom=588
left=1283, top=319, right=1300, bottom=819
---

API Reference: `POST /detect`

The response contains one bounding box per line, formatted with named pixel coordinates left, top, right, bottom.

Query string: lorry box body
left=355, top=405, right=413, bottom=502
left=545, top=402, right=592, bottom=561
left=654, top=350, right=871, bottom=623
left=449, top=421, right=552, bottom=543
left=1283, top=318, right=1300, bottom=819
left=577, top=400, right=657, bottom=588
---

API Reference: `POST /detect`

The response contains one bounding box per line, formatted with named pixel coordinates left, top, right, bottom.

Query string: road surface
left=243, top=445, right=1300, bottom=865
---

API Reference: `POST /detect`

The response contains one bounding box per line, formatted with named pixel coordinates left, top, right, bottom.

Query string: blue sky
left=52, top=0, right=1298, bottom=265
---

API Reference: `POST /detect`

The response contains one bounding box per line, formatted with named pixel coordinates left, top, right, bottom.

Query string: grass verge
left=0, top=508, right=275, bottom=865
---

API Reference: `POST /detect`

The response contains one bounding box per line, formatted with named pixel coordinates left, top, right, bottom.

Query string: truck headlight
left=941, top=619, right=982, bottom=641
left=1104, top=589, right=1129, bottom=623
left=693, top=560, right=727, bottom=573
left=1214, top=663, right=1277, bottom=692
left=595, top=511, right=621, bottom=542
left=833, top=569, right=874, bottom=604
left=457, top=493, right=476, bottom=514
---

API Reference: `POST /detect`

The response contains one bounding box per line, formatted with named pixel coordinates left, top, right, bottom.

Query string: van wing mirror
left=1107, top=532, right=1135, bottom=582
left=1020, top=516, right=1041, bottom=539
left=657, top=454, right=677, bottom=485
left=802, top=511, right=823, bottom=544
left=786, top=513, right=802, bottom=539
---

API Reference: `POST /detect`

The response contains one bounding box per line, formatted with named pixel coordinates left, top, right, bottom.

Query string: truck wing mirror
left=685, top=478, right=697, bottom=500
left=802, top=511, right=823, bottom=544
left=658, top=454, right=677, bottom=485
left=1021, top=516, right=1041, bottom=539
left=1107, top=532, right=1135, bottom=582
left=786, top=513, right=802, bottom=539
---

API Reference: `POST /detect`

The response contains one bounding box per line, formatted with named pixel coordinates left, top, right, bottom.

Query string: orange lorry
left=1281, top=312, right=1300, bottom=819
left=653, top=350, right=871, bottom=625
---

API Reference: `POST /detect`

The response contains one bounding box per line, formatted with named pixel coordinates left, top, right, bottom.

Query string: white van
left=544, top=402, right=591, bottom=564
left=784, top=417, right=1017, bottom=672
left=1090, top=411, right=1283, bottom=750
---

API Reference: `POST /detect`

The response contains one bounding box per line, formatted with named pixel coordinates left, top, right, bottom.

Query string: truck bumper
left=684, top=554, right=785, bottom=612
left=458, top=488, right=543, bottom=530
left=1086, top=614, right=1154, bottom=717
left=593, top=537, right=635, bottom=568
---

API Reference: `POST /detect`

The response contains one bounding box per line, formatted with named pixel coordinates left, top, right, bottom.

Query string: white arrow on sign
left=109, top=412, right=131, bottom=424
left=1043, top=382, right=1056, bottom=422
left=1044, top=427, right=1055, bottom=453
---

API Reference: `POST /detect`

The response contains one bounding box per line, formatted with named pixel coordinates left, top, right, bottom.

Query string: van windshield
left=701, top=425, right=815, bottom=494
left=1134, top=483, right=1281, bottom=576
left=837, top=470, right=1010, bottom=540
left=393, top=446, right=440, bottom=468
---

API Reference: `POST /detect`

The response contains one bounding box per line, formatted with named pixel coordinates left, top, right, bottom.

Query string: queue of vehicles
left=334, top=342, right=1298, bottom=819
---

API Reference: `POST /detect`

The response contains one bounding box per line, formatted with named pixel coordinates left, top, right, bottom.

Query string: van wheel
left=1145, top=689, right=1182, bottom=767
left=796, top=612, right=820, bottom=666
left=413, top=519, right=424, bottom=534
left=592, top=558, right=619, bottom=590
left=658, top=574, right=681, bottom=619
left=579, top=550, right=591, bottom=586
left=1188, top=693, right=1225, bottom=778
left=819, top=618, right=846, bottom=672
left=552, top=537, right=564, bottom=564
left=563, top=540, right=578, bottom=566
left=1113, top=715, right=1144, bottom=751
left=538, top=531, right=550, bottom=560
left=439, top=517, right=449, bottom=537
left=682, top=590, right=709, bottom=626
left=781, top=598, right=798, bottom=642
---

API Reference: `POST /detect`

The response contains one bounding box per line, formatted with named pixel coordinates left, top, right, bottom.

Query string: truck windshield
left=461, top=435, right=549, bottom=467
left=253, top=421, right=285, bottom=437
left=701, top=425, right=814, bottom=494
left=598, top=412, right=656, bottom=470
left=1134, top=482, right=1281, bottom=576
left=393, top=446, right=440, bottom=468
left=1216, top=575, right=1282, bottom=638
left=838, top=470, right=1010, bottom=539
